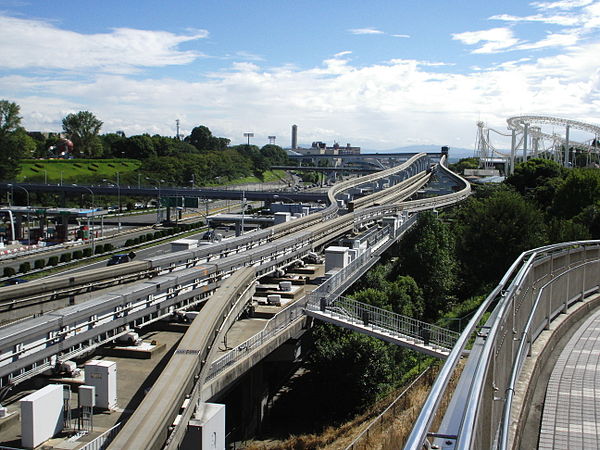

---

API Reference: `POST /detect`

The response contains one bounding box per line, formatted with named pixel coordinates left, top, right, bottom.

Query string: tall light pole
left=146, top=177, right=164, bottom=224
left=80, top=186, right=96, bottom=252
left=243, top=132, right=254, bottom=147
left=8, top=184, right=30, bottom=245
left=102, top=177, right=121, bottom=229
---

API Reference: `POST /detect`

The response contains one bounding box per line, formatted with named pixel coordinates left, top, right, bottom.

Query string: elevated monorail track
left=0, top=154, right=430, bottom=312
left=0, top=152, right=472, bottom=450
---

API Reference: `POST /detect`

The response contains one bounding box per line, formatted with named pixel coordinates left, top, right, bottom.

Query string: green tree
left=0, top=100, right=21, bottom=136
left=62, top=111, right=103, bottom=158
left=506, top=158, right=564, bottom=210
left=0, top=100, right=28, bottom=180
left=552, top=169, right=600, bottom=219
left=448, top=157, right=479, bottom=174
left=397, top=212, right=457, bottom=319
left=307, top=324, right=395, bottom=416
left=454, top=189, right=547, bottom=296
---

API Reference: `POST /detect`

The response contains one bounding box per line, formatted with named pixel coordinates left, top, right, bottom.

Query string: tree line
left=305, top=157, right=600, bottom=421
left=0, top=100, right=289, bottom=183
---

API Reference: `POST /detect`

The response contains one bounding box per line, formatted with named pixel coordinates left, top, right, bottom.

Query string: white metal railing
left=79, top=422, right=122, bottom=450
left=405, top=240, right=600, bottom=450
left=305, top=296, right=460, bottom=352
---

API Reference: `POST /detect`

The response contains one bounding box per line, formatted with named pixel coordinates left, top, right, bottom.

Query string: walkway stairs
left=305, top=296, right=459, bottom=359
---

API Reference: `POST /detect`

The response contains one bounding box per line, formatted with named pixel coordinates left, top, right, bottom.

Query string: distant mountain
left=362, top=145, right=475, bottom=159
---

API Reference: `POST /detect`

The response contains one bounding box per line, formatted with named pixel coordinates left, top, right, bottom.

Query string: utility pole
left=176, top=119, right=181, bottom=140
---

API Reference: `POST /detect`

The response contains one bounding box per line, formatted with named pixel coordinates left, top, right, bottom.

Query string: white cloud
left=348, top=27, right=384, bottom=35
left=0, top=15, right=208, bottom=72
left=532, top=0, right=594, bottom=10
left=490, top=13, right=580, bottom=26
left=452, top=27, right=522, bottom=53
left=392, top=34, right=411, bottom=38
left=517, top=31, right=580, bottom=49
left=5, top=36, right=599, bottom=150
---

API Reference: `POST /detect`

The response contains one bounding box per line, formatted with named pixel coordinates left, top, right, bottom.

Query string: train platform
left=538, top=307, right=600, bottom=449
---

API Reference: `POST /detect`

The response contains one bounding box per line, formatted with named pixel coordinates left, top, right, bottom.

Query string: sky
left=1, top=0, right=599, bottom=151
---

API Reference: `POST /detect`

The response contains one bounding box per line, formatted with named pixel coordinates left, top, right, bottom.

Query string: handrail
left=405, top=240, right=600, bottom=450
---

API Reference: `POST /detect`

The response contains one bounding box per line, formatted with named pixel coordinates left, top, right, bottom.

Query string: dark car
left=107, top=252, right=135, bottom=266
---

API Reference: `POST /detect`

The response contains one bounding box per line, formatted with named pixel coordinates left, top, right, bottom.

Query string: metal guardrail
left=306, top=296, right=459, bottom=353
left=206, top=214, right=424, bottom=381
left=79, top=422, right=122, bottom=450
left=346, top=367, right=434, bottom=450
left=405, top=240, right=600, bottom=450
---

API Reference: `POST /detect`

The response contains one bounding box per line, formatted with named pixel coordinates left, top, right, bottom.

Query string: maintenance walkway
left=539, top=307, right=600, bottom=449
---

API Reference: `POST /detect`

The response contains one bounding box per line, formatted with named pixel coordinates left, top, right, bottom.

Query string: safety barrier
left=405, top=240, right=600, bottom=449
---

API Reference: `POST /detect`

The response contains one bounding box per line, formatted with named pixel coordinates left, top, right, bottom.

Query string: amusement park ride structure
left=476, top=115, right=600, bottom=174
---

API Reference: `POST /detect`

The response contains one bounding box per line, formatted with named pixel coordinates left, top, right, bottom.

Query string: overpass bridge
left=0, top=153, right=473, bottom=449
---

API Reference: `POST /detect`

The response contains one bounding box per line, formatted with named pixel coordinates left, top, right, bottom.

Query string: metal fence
left=306, top=296, right=460, bottom=352
left=405, top=240, right=600, bottom=450
left=79, top=422, right=122, bottom=450
left=207, top=222, right=395, bottom=381
left=346, top=367, right=435, bottom=450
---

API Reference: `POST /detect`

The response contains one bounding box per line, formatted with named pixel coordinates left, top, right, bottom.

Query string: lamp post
left=146, top=177, right=163, bottom=224
left=8, top=184, right=30, bottom=245
left=80, top=186, right=96, bottom=252
left=243, top=132, right=254, bottom=147
left=102, top=176, right=121, bottom=229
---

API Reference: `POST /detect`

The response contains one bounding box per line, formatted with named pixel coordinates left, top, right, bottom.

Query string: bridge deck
left=539, top=307, right=600, bottom=449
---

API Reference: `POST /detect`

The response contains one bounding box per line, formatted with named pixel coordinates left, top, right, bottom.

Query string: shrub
left=59, top=253, right=72, bottom=263
left=3, top=267, right=16, bottom=277
left=133, top=237, right=140, bottom=245
left=104, top=243, right=114, bottom=252
left=19, top=262, right=31, bottom=273
left=146, top=233, right=154, bottom=241
left=138, top=235, right=147, bottom=243
left=83, top=248, right=92, bottom=257
left=125, top=239, right=134, bottom=247
left=153, top=232, right=162, bottom=239
left=48, top=256, right=59, bottom=266
left=94, top=244, right=104, bottom=254
left=34, top=259, right=45, bottom=270
left=72, top=250, right=83, bottom=260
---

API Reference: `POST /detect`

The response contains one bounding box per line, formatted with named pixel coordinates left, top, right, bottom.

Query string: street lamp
left=103, top=172, right=121, bottom=212
left=243, top=132, right=254, bottom=147
left=8, top=184, right=30, bottom=245
left=146, top=177, right=164, bottom=224
left=80, top=186, right=96, bottom=252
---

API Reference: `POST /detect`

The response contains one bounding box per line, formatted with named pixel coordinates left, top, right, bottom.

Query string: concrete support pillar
left=523, top=123, right=529, bottom=162
left=565, top=124, right=571, bottom=167
left=510, top=129, right=516, bottom=175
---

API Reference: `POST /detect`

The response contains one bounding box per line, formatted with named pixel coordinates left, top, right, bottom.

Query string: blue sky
left=1, top=0, right=599, bottom=151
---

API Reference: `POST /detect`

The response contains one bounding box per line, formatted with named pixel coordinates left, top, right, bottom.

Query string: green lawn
left=17, top=159, right=287, bottom=187
left=18, top=159, right=142, bottom=184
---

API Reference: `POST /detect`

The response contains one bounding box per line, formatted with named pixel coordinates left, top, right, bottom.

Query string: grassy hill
left=17, top=158, right=287, bottom=187
left=18, top=159, right=142, bottom=184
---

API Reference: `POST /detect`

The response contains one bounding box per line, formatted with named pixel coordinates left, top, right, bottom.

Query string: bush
left=19, top=262, right=31, bottom=273
left=72, top=250, right=83, bottom=260
left=3, top=267, right=16, bottom=277
left=83, top=248, right=92, bottom=257
left=138, top=235, right=147, bottom=243
left=34, top=259, right=45, bottom=270
left=104, top=243, right=114, bottom=252
left=60, top=253, right=72, bottom=263
left=153, top=232, right=162, bottom=239
left=94, top=244, right=104, bottom=254
left=133, top=237, right=140, bottom=245
left=48, top=256, right=59, bottom=266
left=125, top=239, right=134, bottom=247
left=146, top=233, right=154, bottom=241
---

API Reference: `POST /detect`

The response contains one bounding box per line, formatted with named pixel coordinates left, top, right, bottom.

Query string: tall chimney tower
left=291, top=124, right=298, bottom=149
